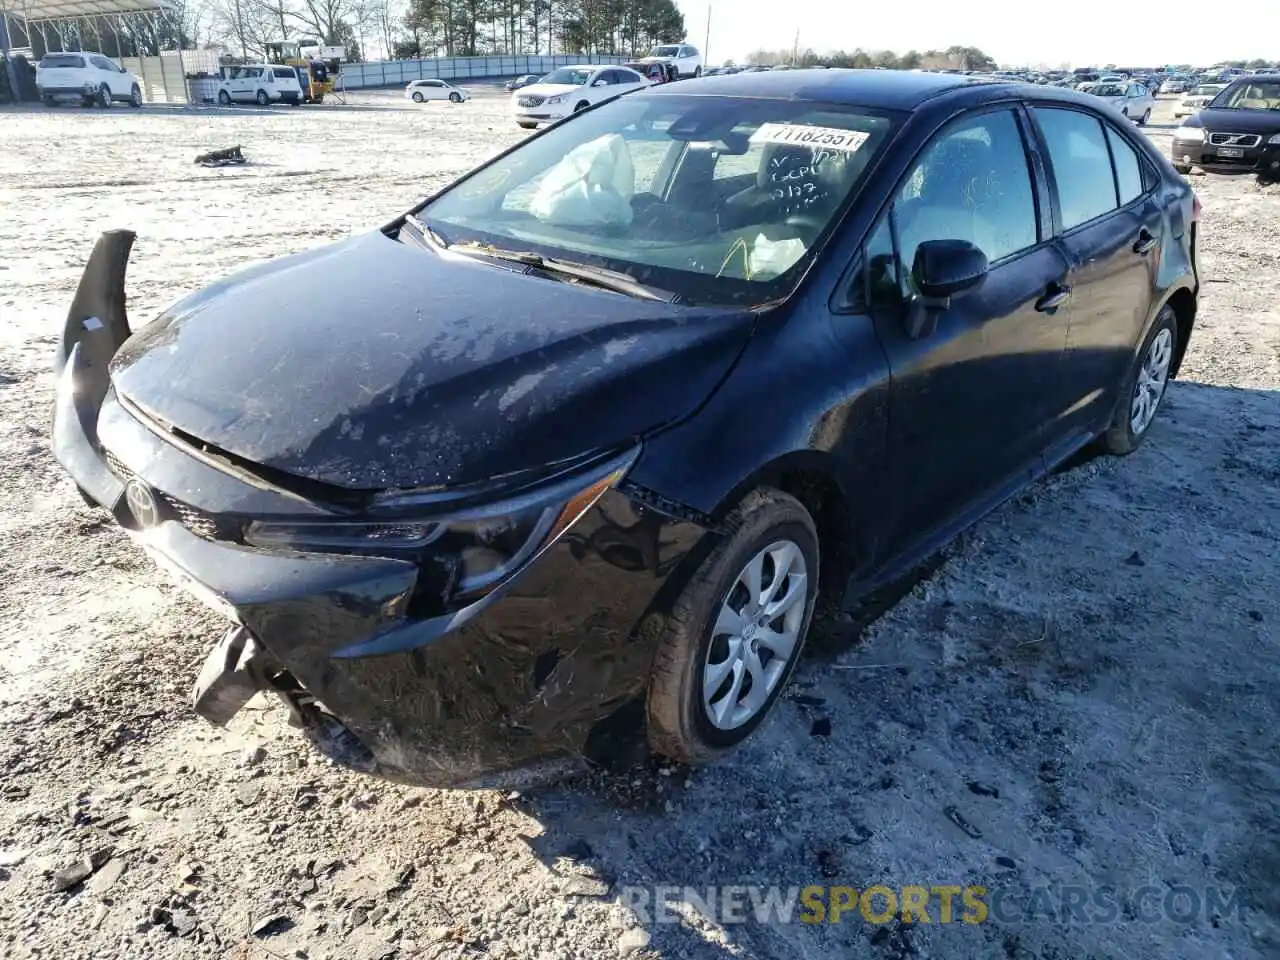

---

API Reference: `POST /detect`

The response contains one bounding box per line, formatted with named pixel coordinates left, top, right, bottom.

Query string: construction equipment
left=263, top=40, right=341, bottom=103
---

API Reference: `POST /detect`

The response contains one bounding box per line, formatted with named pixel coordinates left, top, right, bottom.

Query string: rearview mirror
left=903, top=239, right=989, bottom=339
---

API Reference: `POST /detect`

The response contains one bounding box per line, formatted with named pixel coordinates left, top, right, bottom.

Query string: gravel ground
left=0, top=88, right=1277, bottom=960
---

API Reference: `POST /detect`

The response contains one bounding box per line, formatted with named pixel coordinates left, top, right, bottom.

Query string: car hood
left=109, top=232, right=754, bottom=492
left=516, top=82, right=582, bottom=98
left=1187, top=108, right=1280, bottom=134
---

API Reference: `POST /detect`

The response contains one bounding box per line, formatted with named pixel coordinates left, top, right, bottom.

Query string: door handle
left=1133, top=230, right=1158, bottom=255
left=1035, top=283, right=1071, bottom=314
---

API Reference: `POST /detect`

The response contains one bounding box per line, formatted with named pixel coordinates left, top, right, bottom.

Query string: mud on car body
left=53, top=70, right=1199, bottom=788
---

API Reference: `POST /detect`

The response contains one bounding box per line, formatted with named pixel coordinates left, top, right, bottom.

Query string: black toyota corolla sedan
left=53, top=70, right=1200, bottom=788
left=1171, top=74, right=1280, bottom=182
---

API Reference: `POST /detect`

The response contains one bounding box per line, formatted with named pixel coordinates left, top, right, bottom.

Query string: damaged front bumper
left=51, top=232, right=709, bottom=788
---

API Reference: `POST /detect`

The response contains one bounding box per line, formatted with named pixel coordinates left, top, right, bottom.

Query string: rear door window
left=1033, top=107, right=1119, bottom=230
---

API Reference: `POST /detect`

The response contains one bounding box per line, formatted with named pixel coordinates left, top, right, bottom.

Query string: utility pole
left=790, top=27, right=799, bottom=67
left=703, top=3, right=711, bottom=65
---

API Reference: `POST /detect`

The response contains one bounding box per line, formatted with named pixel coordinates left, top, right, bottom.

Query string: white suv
left=216, top=64, right=305, bottom=106
left=642, top=43, right=703, bottom=79
left=36, top=52, right=143, bottom=108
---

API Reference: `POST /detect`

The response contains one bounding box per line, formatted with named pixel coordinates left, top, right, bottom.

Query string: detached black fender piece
left=52, top=230, right=136, bottom=510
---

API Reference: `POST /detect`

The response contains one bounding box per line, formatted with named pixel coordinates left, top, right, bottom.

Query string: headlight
left=1269, top=133, right=1280, bottom=145
left=1174, top=126, right=1205, bottom=142
left=242, top=447, right=637, bottom=598
left=545, top=94, right=565, bottom=104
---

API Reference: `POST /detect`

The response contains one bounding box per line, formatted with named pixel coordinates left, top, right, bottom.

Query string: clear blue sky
left=676, top=0, right=1278, bottom=68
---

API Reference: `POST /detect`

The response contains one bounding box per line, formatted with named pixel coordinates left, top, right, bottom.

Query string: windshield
left=1191, top=85, right=1224, bottom=97
left=650, top=46, right=681, bottom=57
left=1216, top=81, right=1280, bottom=109
left=543, top=68, right=592, bottom=86
left=40, top=54, right=85, bottom=68
left=421, top=94, right=897, bottom=307
left=1091, top=84, right=1125, bottom=97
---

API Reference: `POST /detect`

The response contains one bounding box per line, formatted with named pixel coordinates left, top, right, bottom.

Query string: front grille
left=160, top=494, right=221, bottom=541
left=1208, top=132, right=1261, bottom=147
left=517, top=94, right=545, bottom=107
left=105, top=449, right=128, bottom=479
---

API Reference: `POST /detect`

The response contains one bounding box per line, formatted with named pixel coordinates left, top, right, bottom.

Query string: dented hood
left=109, top=232, right=753, bottom=491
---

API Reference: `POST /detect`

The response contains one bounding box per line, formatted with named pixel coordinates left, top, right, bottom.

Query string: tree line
left=396, top=0, right=685, bottom=59
left=742, top=45, right=997, bottom=72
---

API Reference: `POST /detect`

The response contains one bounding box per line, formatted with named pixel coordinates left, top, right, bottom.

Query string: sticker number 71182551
left=749, top=123, right=872, bottom=153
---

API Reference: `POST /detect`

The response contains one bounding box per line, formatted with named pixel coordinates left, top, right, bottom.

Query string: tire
left=693, top=66, right=702, bottom=78
left=97, top=84, right=111, bottom=108
left=449, top=91, right=462, bottom=103
left=574, top=100, right=590, bottom=113
left=1101, top=306, right=1178, bottom=455
left=42, top=95, right=56, bottom=107
left=129, top=84, right=143, bottom=108
left=647, top=488, right=820, bottom=764
left=1173, top=163, right=1192, bottom=175
left=218, top=89, right=232, bottom=106
left=516, top=121, right=537, bottom=129
left=312, top=95, right=324, bottom=104
left=256, top=89, right=269, bottom=106
left=1139, top=108, right=1151, bottom=126
left=412, top=91, right=424, bottom=102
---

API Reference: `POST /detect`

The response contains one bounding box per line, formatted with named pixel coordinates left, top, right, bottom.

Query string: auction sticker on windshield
left=750, top=123, right=871, bottom=152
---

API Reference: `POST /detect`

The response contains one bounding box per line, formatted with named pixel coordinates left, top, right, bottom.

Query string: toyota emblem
left=125, top=478, right=160, bottom=529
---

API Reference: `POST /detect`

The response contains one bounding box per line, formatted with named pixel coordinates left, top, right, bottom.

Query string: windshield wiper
left=448, top=242, right=676, bottom=303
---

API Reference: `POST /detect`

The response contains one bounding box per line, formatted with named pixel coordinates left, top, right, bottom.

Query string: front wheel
left=256, top=89, right=269, bottom=106
left=573, top=100, right=589, bottom=113
left=97, top=84, right=111, bottom=108
left=1101, top=306, right=1178, bottom=455
left=647, top=488, right=819, bottom=764
left=516, top=120, right=537, bottom=129
left=218, top=89, right=232, bottom=106
left=1139, top=108, right=1151, bottom=126
left=1173, top=163, right=1192, bottom=175
left=449, top=91, right=462, bottom=103
left=129, top=84, right=143, bottom=108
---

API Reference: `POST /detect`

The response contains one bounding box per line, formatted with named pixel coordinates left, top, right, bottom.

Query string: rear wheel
left=129, top=84, right=143, bottom=108
left=1102, top=306, right=1178, bottom=455
left=256, top=89, right=270, bottom=106
left=412, top=90, right=424, bottom=102
left=218, top=89, right=232, bottom=106
left=647, top=488, right=819, bottom=764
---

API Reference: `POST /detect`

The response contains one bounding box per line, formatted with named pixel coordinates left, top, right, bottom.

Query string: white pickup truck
left=36, top=52, right=143, bottom=108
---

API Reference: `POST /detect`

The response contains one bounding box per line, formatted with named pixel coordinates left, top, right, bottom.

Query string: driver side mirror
left=903, top=239, right=989, bottom=339
left=592, top=79, right=608, bottom=87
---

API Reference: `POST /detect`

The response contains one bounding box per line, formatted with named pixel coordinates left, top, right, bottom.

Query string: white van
left=216, top=64, right=305, bottom=106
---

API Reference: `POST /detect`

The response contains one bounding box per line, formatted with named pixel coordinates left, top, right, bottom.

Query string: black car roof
left=644, top=68, right=1014, bottom=109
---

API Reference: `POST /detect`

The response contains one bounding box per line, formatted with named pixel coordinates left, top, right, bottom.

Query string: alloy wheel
left=702, top=539, right=808, bottom=730
left=1130, top=327, right=1173, bottom=435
